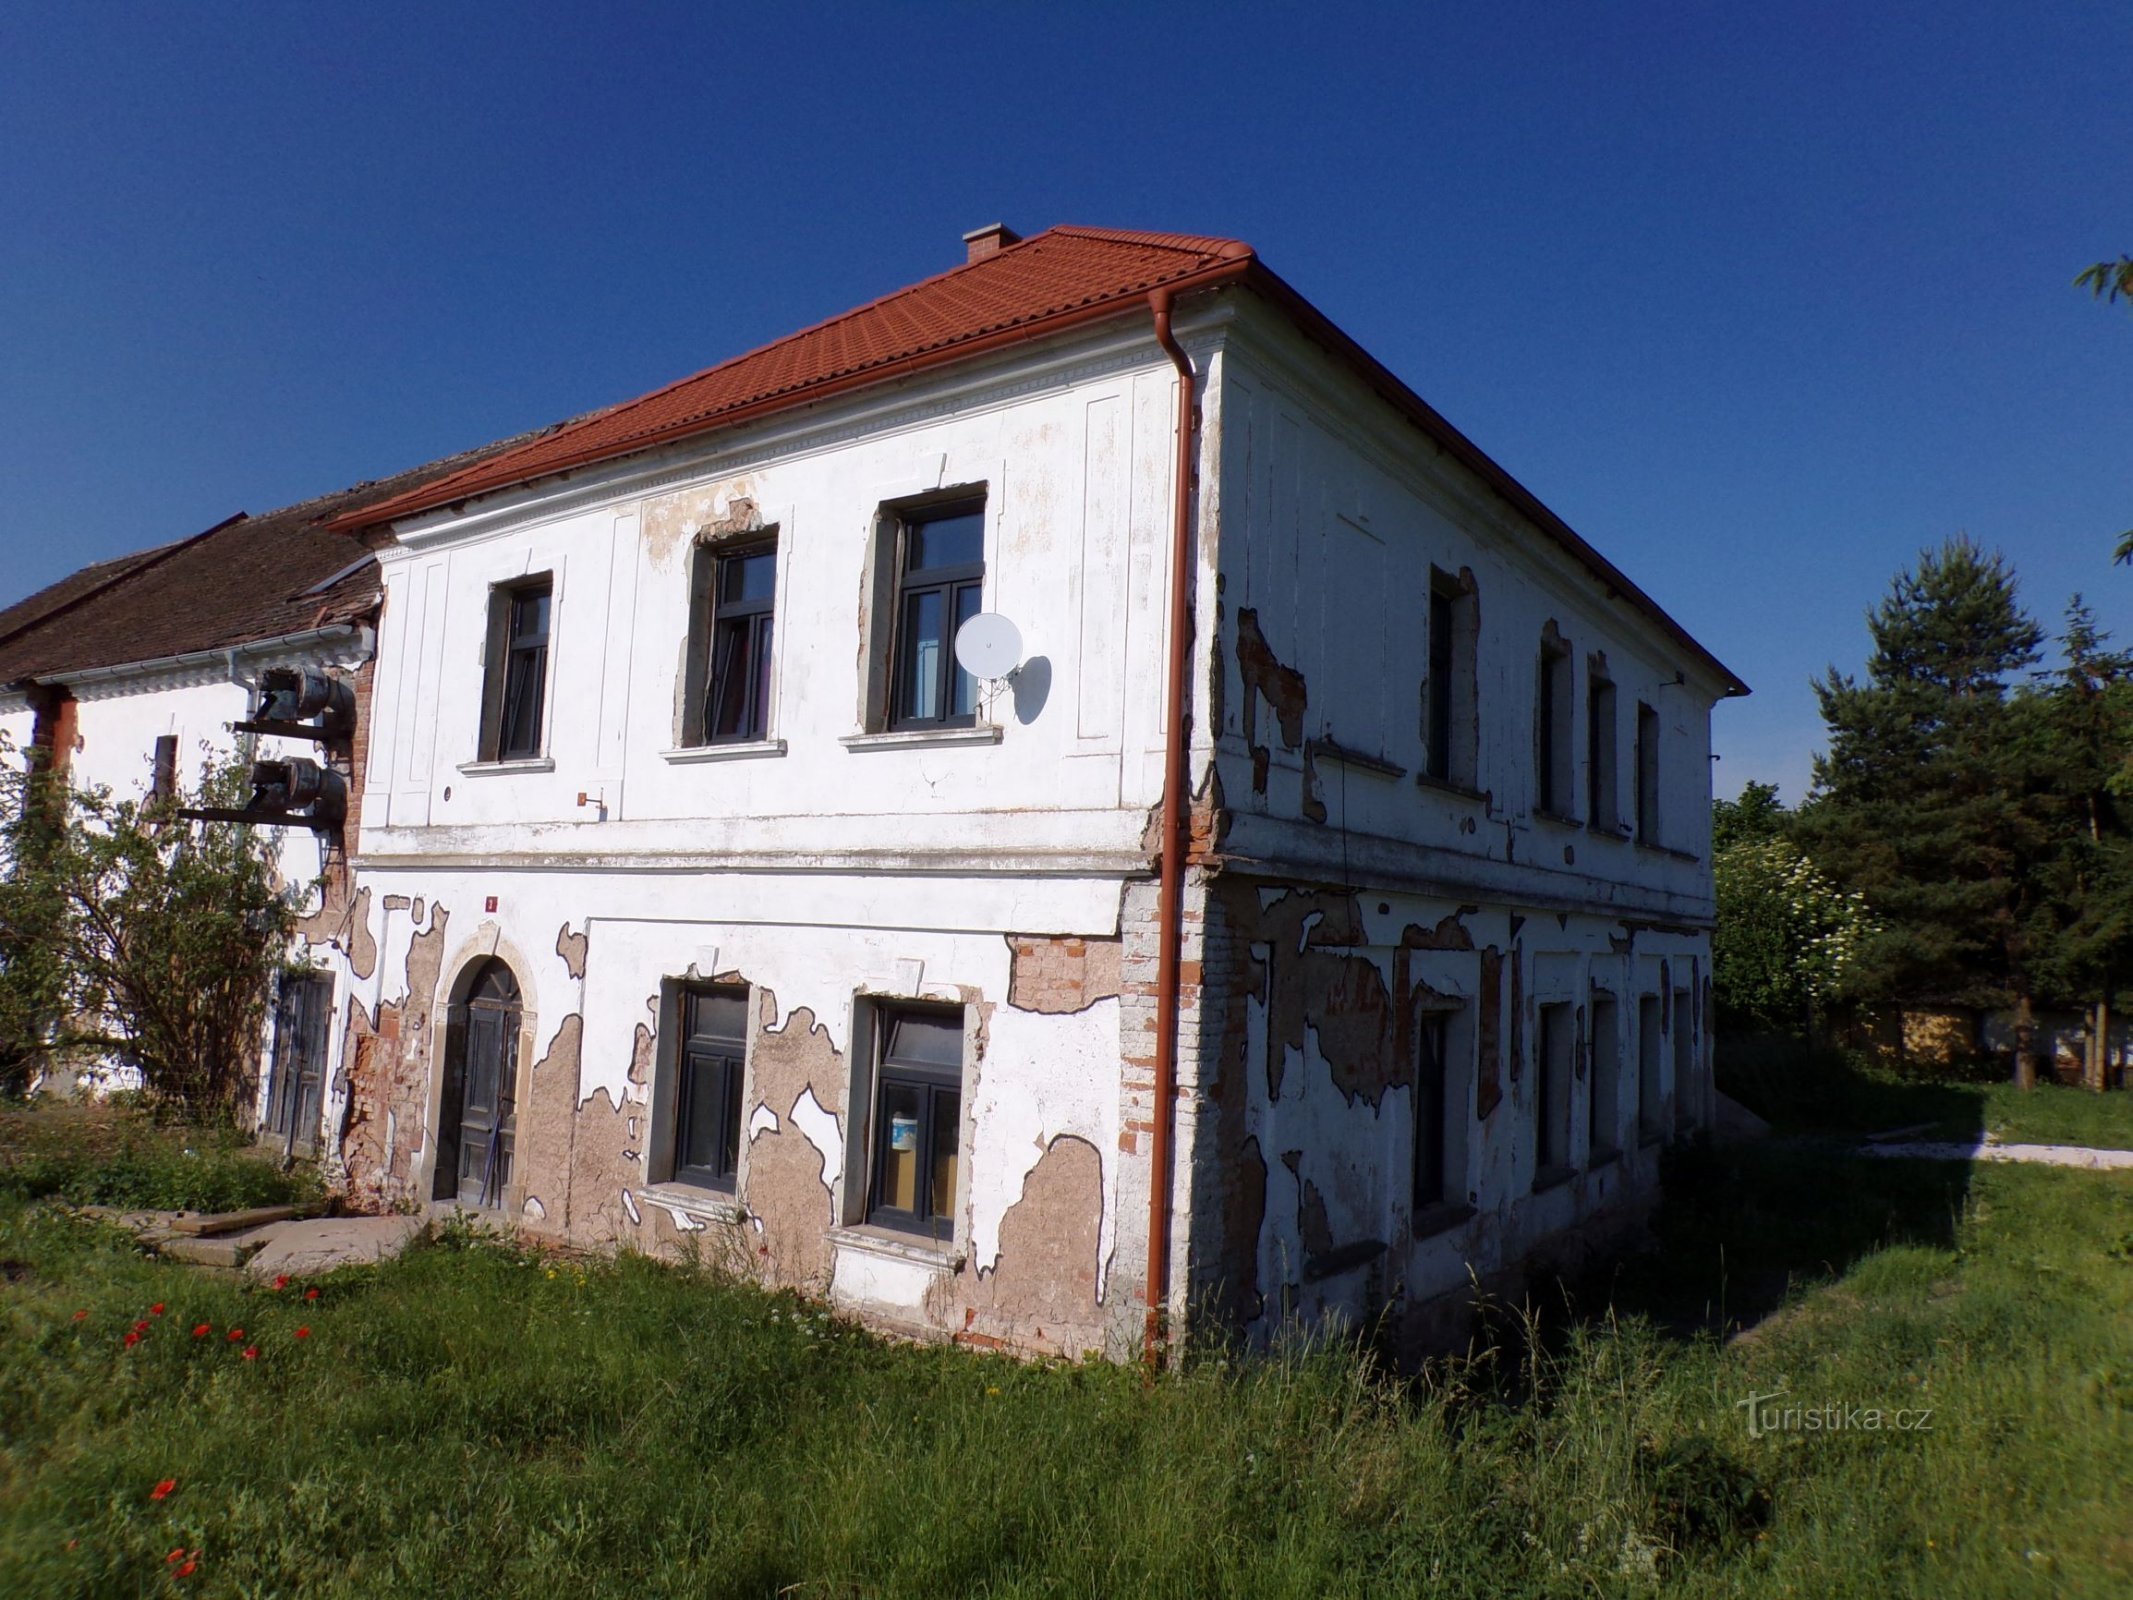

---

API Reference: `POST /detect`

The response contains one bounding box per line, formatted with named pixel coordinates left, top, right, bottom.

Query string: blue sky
left=3, top=1, right=2128, bottom=801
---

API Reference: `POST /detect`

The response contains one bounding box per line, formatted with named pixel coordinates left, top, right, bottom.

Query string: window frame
left=687, top=536, right=779, bottom=748
left=670, top=984, right=749, bottom=1193
left=1588, top=991, right=1621, bottom=1161
left=1635, top=701, right=1662, bottom=845
left=886, top=500, right=986, bottom=732
left=1587, top=671, right=1619, bottom=833
left=1536, top=628, right=1575, bottom=819
left=863, top=1002, right=966, bottom=1243
left=1636, top=993, right=1665, bottom=1144
left=1671, top=987, right=1697, bottom=1137
left=1534, top=1000, right=1576, bottom=1186
left=479, top=575, right=554, bottom=763
left=1422, top=569, right=1477, bottom=789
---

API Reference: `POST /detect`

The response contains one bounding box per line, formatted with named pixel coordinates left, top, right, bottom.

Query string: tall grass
left=0, top=1103, right=318, bottom=1212
left=1, top=1100, right=2129, bottom=1596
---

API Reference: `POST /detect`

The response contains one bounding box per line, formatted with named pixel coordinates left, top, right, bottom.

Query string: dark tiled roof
left=0, top=428, right=573, bottom=684
left=339, top=227, right=1255, bottom=529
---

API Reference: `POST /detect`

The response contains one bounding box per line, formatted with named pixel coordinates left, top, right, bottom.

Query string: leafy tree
left=0, top=732, right=71, bottom=1096
left=0, top=741, right=299, bottom=1116
left=1713, top=822, right=1875, bottom=1034
left=1712, top=780, right=1790, bottom=852
left=1796, top=538, right=2053, bottom=1083
left=2077, top=256, right=2133, bottom=306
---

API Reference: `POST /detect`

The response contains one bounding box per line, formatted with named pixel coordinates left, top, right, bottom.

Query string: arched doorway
left=435, top=958, right=521, bottom=1207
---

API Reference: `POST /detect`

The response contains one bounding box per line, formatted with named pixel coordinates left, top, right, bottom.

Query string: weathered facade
left=320, top=225, right=1744, bottom=1356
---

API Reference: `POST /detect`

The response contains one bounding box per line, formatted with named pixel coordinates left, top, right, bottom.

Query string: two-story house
left=316, top=224, right=1744, bottom=1358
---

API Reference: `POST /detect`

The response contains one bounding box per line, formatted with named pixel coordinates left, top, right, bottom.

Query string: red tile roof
left=330, top=223, right=1745, bottom=695
left=337, top=227, right=1256, bottom=530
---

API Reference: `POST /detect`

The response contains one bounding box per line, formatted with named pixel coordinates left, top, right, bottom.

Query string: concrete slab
left=159, top=1222, right=288, bottom=1269
left=243, top=1215, right=424, bottom=1282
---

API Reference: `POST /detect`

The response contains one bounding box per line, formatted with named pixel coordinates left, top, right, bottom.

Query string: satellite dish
left=954, top=611, right=1024, bottom=682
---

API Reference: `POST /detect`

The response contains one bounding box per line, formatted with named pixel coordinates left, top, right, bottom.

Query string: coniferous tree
left=1796, top=538, right=2051, bottom=1082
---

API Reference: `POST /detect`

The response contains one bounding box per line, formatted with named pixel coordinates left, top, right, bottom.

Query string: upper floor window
left=1424, top=569, right=1477, bottom=788
left=686, top=539, right=778, bottom=745
left=1635, top=701, right=1662, bottom=844
left=479, top=576, right=552, bottom=762
left=1587, top=670, right=1619, bottom=832
left=892, top=503, right=985, bottom=729
left=1536, top=626, right=1574, bottom=818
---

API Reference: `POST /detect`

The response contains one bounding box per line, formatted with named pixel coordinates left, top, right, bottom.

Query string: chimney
left=962, top=222, right=1022, bottom=264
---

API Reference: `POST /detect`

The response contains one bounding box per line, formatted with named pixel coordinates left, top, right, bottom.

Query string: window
left=673, top=987, right=747, bottom=1191
left=1672, top=988, right=1697, bottom=1136
left=1587, top=673, right=1619, bottom=832
left=1588, top=993, right=1620, bottom=1160
left=479, top=577, right=553, bottom=761
left=1535, top=1002, right=1575, bottom=1182
left=1636, top=994, right=1664, bottom=1142
left=890, top=503, right=985, bottom=729
left=866, top=1006, right=964, bottom=1241
left=1536, top=629, right=1574, bottom=817
left=1423, top=569, right=1476, bottom=787
left=1635, top=701, right=1662, bottom=844
left=686, top=540, right=778, bottom=745
left=1412, top=1006, right=1468, bottom=1219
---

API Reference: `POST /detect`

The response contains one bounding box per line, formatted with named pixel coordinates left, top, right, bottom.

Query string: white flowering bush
left=1713, top=837, right=1874, bottom=1033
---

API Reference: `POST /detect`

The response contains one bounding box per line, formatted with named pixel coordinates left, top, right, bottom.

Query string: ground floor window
left=1672, top=988, right=1697, bottom=1136
left=1637, top=994, right=1664, bottom=1143
left=1412, top=1007, right=1470, bottom=1215
left=264, top=971, right=331, bottom=1154
left=1535, top=1001, right=1575, bottom=1184
left=1588, top=992, right=1620, bottom=1160
left=865, top=1005, right=964, bottom=1242
left=674, top=986, right=747, bottom=1191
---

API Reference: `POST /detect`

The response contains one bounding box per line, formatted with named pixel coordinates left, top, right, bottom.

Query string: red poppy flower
left=133, top=1319, right=150, bottom=1333
left=226, top=1328, right=244, bottom=1342
left=241, top=1346, right=258, bottom=1362
left=294, top=1327, right=311, bottom=1339
left=272, top=1276, right=289, bottom=1291
left=149, top=1303, right=165, bottom=1316
left=304, top=1288, right=319, bottom=1301
left=72, top=1309, right=88, bottom=1322
left=176, top=1559, right=197, bottom=1577
left=167, top=1548, right=186, bottom=1565
left=191, top=1323, right=211, bottom=1338
left=149, top=1478, right=176, bottom=1500
left=123, top=1331, right=140, bottom=1348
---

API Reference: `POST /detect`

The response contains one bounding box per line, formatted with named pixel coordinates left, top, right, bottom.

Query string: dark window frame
left=1635, top=701, right=1662, bottom=845
left=1587, top=673, right=1619, bottom=832
left=1636, top=993, right=1664, bottom=1143
left=864, top=1003, right=966, bottom=1242
left=1535, top=1001, right=1576, bottom=1184
left=686, top=536, right=779, bottom=747
left=1423, top=569, right=1476, bottom=788
left=1588, top=991, right=1621, bottom=1161
left=672, top=985, right=748, bottom=1192
left=479, top=576, right=554, bottom=762
left=887, top=501, right=986, bottom=731
left=1412, top=1009, right=1452, bottom=1210
left=1536, top=630, right=1575, bottom=818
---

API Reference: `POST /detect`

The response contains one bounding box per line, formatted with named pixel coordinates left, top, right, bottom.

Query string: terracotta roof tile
left=338, top=226, right=1255, bottom=528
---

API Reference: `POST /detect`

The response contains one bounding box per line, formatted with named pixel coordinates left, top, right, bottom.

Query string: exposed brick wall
left=1006, top=935, right=1122, bottom=1015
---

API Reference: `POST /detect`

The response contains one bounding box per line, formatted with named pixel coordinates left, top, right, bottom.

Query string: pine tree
left=1797, top=538, right=2051, bottom=1082
left=2023, top=600, right=2133, bottom=1089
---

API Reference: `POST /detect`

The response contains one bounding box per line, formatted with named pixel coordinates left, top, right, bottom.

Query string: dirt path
left=1856, top=1134, right=2133, bottom=1170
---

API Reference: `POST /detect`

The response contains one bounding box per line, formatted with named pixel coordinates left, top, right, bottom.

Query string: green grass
left=1718, top=1036, right=2133, bottom=1149
left=0, top=1102, right=321, bottom=1213
left=1, top=1105, right=2130, bottom=1597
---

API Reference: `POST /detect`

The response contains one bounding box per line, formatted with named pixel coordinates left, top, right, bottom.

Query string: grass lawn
left=2, top=1103, right=2130, bottom=1598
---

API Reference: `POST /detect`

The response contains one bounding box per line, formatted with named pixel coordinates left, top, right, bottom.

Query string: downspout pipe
left=1144, top=287, right=1198, bottom=1370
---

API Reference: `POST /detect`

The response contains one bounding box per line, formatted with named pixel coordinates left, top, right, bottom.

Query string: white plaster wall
left=360, top=320, right=1198, bottom=865
left=1209, top=300, right=1726, bottom=919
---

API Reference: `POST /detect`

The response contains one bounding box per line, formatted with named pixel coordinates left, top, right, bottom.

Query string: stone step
left=156, top=1223, right=288, bottom=1268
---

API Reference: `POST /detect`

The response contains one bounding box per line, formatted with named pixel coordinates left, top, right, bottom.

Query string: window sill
left=1586, top=1147, right=1622, bottom=1172
left=660, top=739, right=788, bottom=765
left=840, top=725, right=1001, bottom=753
left=1586, top=819, right=1632, bottom=840
left=1306, top=737, right=1405, bottom=779
left=456, top=756, right=555, bottom=777
left=1410, top=1201, right=1476, bottom=1241
left=1531, top=1163, right=1579, bottom=1194
left=827, top=1222, right=964, bottom=1271
left=1413, top=772, right=1488, bottom=804
left=1532, top=808, right=1583, bottom=830
left=641, top=1183, right=745, bottom=1227
left=1634, top=840, right=1701, bottom=864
